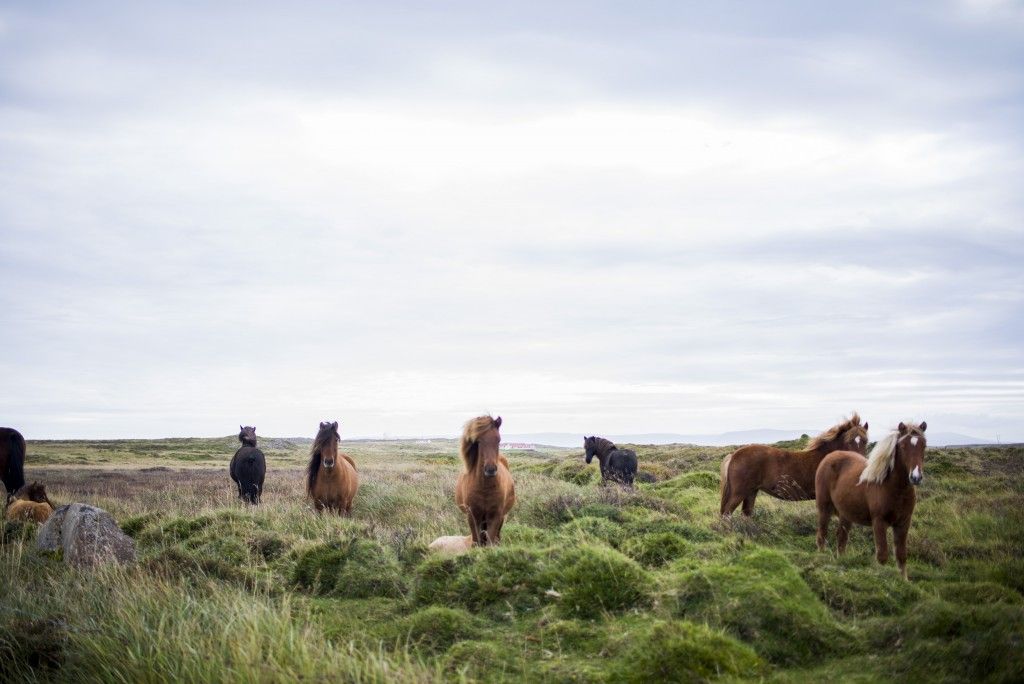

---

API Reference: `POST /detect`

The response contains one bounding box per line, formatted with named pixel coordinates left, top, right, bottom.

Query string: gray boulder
left=37, top=503, right=136, bottom=568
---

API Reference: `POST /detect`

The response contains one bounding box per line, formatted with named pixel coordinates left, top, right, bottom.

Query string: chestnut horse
left=306, top=421, right=359, bottom=514
left=816, top=421, right=927, bottom=580
left=0, top=427, right=26, bottom=496
left=720, top=413, right=868, bottom=516
left=455, top=415, right=516, bottom=546
left=5, top=481, right=55, bottom=523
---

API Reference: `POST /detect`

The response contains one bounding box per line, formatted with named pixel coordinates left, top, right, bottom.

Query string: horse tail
left=719, top=453, right=733, bottom=513
left=2, top=429, right=26, bottom=494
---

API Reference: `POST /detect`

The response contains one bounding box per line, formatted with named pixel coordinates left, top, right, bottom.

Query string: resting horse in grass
left=5, top=481, right=54, bottom=523
left=720, top=413, right=868, bottom=516
left=816, top=421, right=927, bottom=580
left=230, top=425, right=266, bottom=504
left=584, top=436, right=638, bottom=486
left=455, top=415, right=516, bottom=546
left=0, top=427, right=26, bottom=496
left=306, top=421, right=359, bottom=515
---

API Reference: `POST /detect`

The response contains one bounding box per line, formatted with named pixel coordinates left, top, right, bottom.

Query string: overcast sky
left=1, top=1, right=1022, bottom=441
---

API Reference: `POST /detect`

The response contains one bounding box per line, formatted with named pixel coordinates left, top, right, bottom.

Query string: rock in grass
left=36, top=503, right=136, bottom=568
left=428, top=535, right=473, bottom=555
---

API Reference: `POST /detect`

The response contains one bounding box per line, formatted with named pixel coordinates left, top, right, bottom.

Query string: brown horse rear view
left=720, top=413, right=868, bottom=516
left=455, top=415, right=516, bottom=546
left=306, top=421, right=359, bottom=515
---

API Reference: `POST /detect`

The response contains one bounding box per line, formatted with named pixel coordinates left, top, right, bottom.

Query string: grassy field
left=1, top=437, right=1022, bottom=682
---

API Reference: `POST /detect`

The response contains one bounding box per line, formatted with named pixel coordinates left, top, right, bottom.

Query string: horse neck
left=882, top=446, right=912, bottom=492
left=802, top=439, right=840, bottom=461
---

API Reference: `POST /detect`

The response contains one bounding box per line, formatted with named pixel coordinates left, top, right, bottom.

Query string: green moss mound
left=412, top=553, right=474, bottom=605
left=803, top=564, right=924, bottom=617
left=874, top=598, right=1024, bottom=682
left=394, top=606, right=479, bottom=653
left=675, top=547, right=849, bottom=665
left=560, top=516, right=625, bottom=547
left=553, top=460, right=600, bottom=485
left=454, top=546, right=551, bottom=613
left=292, top=539, right=405, bottom=598
left=621, top=532, right=691, bottom=567
left=934, top=580, right=1023, bottom=606
left=444, top=640, right=513, bottom=680
left=552, top=544, right=653, bottom=619
left=611, top=620, right=764, bottom=683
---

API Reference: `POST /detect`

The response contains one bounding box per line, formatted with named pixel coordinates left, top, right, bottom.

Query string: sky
left=1, top=1, right=1022, bottom=441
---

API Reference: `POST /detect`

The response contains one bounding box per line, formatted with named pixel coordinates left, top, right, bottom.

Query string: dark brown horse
left=230, top=425, right=266, bottom=504
left=455, top=415, right=516, bottom=546
left=720, top=413, right=868, bottom=516
left=306, top=421, right=359, bottom=514
left=0, top=427, right=26, bottom=496
left=816, top=421, right=927, bottom=580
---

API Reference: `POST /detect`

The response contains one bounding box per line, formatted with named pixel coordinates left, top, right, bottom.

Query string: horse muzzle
left=483, top=465, right=498, bottom=478
left=909, top=466, right=923, bottom=485
left=322, top=459, right=336, bottom=469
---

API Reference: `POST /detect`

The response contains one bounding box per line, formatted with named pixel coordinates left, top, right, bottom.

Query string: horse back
left=6, top=499, right=52, bottom=523
left=342, top=454, right=357, bottom=470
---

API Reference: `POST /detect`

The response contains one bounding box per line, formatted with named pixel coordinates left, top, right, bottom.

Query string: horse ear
left=240, top=425, right=244, bottom=431
left=332, top=421, right=338, bottom=430
left=863, top=422, right=868, bottom=431
left=898, top=422, right=907, bottom=433
left=494, top=416, right=502, bottom=429
left=919, top=421, right=927, bottom=432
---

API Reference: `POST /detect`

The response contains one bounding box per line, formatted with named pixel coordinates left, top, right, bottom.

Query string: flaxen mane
left=460, top=415, right=498, bottom=471
left=807, top=412, right=863, bottom=452
left=306, top=424, right=339, bottom=496
left=859, top=422, right=925, bottom=484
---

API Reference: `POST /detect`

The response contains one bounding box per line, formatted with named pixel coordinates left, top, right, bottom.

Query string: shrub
left=552, top=544, right=653, bottom=619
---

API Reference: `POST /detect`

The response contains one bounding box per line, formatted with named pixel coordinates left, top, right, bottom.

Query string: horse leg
left=720, top=486, right=745, bottom=517
left=741, top=491, right=758, bottom=516
left=894, top=519, right=911, bottom=580
left=872, top=518, right=890, bottom=565
left=466, top=511, right=482, bottom=546
left=486, top=513, right=505, bottom=546
left=816, top=502, right=833, bottom=551
left=837, top=518, right=852, bottom=554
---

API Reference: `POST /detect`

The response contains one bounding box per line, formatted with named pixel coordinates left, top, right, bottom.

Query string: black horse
left=0, top=427, right=26, bottom=496
left=230, top=426, right=266, bottom=504
left=584, top=436, right=638, bottom=487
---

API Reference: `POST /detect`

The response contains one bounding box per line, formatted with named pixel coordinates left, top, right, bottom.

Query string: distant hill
left=503, top=430, right=994, bottom=448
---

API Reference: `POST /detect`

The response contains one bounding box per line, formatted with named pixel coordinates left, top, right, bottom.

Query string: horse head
left=316, top=421, right=340, bottom=469
left=583, top=436, right=595, bottom=463
left=840, top=419, right=869, bottom=455
left=897, top=421, right=927, bottom=485
left=238, top=425, right=257, bottom=447
left=478, top=416, right=502, bottom=477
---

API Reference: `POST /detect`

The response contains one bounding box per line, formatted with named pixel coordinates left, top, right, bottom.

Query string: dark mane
left=306, top=423, right=339, bottom=496
left=590, top=437, right=616, bottom=457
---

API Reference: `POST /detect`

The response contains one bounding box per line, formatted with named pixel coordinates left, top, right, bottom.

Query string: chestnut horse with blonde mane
left=816, top=421, right=927, bottom=580
left=455, top=415, right=516, bottom=546
left=720, top=413, right=868, bottom=516
left=306, top=421, right=359, bottom=515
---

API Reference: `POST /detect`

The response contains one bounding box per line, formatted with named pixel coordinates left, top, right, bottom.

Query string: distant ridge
left=502, top=430, right=994, bottom=449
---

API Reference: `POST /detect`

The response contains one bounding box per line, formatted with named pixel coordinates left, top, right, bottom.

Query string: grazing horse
left=720, top=413, right=868, bottom=516
left=229, top=425, right=267, bottom=504
left=0, top=427, right=26, bottom=496
left=455, top=415, right=516, bottom=546
left=306, top=421, right=359, bottom=515
left=5, top=481, right=54, bottom=523
left=816, top=421, right=927, bottom=580
left=583, top=436, right=638, bottom=486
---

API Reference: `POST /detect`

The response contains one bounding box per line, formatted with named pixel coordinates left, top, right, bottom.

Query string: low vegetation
left=1, top=438, right=1021, bottom=681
